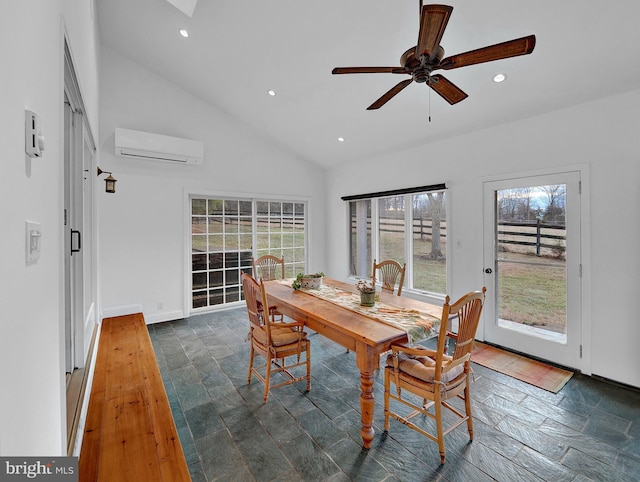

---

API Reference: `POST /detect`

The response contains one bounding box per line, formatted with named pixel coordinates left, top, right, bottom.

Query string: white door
left=64, top=99, right=85, bottom=373
left=482, top=171, right=581, bottom=368
left=64, top=45, right=98, bottom=373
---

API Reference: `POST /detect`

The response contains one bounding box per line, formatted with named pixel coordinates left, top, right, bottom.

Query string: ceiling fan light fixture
left=337, top=137, right=345, bottom=142
left=267, top=90, right=276, bottom=97
left=493, top=73, right=507, bottom=83
left=179, top=29, right=190, bottom=38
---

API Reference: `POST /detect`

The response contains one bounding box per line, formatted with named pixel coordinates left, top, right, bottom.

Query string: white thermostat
left=25, top=110, right=45, bottom=158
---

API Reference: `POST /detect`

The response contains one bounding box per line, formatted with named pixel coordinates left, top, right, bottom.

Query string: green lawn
left=497, top=252, right=566, bottom=332
left=376, top=232, right=566, bottom=331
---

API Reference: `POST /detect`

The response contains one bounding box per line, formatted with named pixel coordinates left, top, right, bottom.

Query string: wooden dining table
left=263, top=278, right=443, bottom=448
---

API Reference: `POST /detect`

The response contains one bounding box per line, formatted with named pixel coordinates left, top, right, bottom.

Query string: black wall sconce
left=97, top=167, right=117, bottom=193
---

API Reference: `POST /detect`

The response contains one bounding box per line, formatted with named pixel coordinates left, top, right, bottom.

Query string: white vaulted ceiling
left=97, top=0, right=640, bottom=168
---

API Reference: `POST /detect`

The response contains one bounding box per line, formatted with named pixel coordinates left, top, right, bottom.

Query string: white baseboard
left=72, top=322, right=101, bottom=457
left=144, top=310, right=185, bottom=324
left=101, top=304, right=143, bottom=319
left=101, top=305, right=184, bottom=324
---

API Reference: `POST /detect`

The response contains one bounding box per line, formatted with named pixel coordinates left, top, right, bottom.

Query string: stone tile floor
left=148, top=308, right=640, bottom=481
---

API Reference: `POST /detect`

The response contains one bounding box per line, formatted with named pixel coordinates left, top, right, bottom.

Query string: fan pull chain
left=428, top=78, right=432, bottom=123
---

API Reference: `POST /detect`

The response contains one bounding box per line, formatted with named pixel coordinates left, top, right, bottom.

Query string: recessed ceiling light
left=338, top=137, right=345, bottom=142
left=267, top=90, right=276, bottom=97
left=179, top=29, right=190, bottom=38
left=493, top=73, right=507, bottom=83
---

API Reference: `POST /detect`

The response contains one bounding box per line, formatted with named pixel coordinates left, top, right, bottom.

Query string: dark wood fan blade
left=367, top=79, right=413, bottom=110
left=416, top=5, right=453, bottom=59
left=440, top=35, right=536, bottom=70
left=332, top=67, right=405, bottom=74
left=428, top=74, right=468, bottom=105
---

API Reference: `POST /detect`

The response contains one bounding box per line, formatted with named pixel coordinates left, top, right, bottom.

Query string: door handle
left=71, top=229, right=82, bottom=255
left=484, top=268, right=492, bottom=274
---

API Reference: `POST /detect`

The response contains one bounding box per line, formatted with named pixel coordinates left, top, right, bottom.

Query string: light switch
left=25, top=220, right=42, bottom=264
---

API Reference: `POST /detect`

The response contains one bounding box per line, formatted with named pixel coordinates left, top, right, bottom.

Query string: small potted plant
left=356, top=278, right=377, bottom=306
left=292, top=272, right=325, bottom=290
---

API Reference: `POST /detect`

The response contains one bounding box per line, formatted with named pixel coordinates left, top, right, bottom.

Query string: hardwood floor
left=79, top=313, right=190, bottom=481
left=149, top=308, right=640, bottom=481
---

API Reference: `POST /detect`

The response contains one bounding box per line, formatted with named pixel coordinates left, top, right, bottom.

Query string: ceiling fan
left=332, top=3, right=536, bottom=110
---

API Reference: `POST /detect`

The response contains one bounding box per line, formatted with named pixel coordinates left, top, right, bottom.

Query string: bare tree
left=380, top=196, right=405, bottom=219
left=498, top=187, right=534, bottom=221
left=540, top=184, right=566, bottom=223
left=498, top=189, right=519, bottom=221
left=426, top=192, right=445, bottom=259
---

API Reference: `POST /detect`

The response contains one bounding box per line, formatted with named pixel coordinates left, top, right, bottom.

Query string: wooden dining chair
left=252, top=254, right=285, bottom=281
left=384, top=287, right=486, bottom=464
left=252, top=254, right=285, bottom=320
left=373, top=258, right=406, bottom=296
left=241, top=273, right=311, bottom=403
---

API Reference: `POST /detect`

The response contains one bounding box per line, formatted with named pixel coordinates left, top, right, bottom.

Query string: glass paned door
left=191, top=198, right=253, bottom=308
left=191, top=196, right=307, bottom=311
left=483, top=172, right=581, bottom=368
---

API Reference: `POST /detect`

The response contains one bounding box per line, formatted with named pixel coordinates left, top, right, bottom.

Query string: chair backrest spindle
left=372, top=259, right=406, bottom=296
left=252, top=255, right=285, bottom=281
left=442, top=287, right=486, bottom=363
left=242, top=273, right=274, bottom=343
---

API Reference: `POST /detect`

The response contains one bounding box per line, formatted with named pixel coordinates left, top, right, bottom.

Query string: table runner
left=278, top=279, right=440, bottom=342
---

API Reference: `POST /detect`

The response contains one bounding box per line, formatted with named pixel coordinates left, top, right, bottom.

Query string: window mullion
left=252, top=200, right=257, bottom=259
left=405, top=194, right=413, bottom=291
left=372, top=199, right=379, bottom=274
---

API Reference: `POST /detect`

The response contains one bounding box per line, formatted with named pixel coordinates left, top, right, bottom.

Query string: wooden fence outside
left=369, top=217, right=566, bottom=255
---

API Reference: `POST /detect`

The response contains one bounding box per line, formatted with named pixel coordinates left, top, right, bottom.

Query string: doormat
left=471, top=341, right=573, bottom=393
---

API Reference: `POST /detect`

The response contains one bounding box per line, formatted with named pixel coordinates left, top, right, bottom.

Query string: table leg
left=355, top=341, right=379, bottom=449
left=359, top=370, right=375, bottom=448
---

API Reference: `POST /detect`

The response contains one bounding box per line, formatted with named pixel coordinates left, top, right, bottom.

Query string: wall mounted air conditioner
left=115, top=128, right=204, bottom=165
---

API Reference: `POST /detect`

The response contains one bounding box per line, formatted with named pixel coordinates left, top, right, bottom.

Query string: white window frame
left=346, top=188, right=450, bottom=300
left=184, top=189, right=309, bottom=314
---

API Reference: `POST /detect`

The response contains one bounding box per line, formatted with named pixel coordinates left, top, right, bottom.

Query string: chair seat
left=386, top=365, right=468, bottom=394
left=253, top=325, right=307, bottom=347
left=386, top=347, right=464, bottom=384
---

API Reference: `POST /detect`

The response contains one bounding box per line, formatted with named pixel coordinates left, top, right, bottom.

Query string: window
left=190, top=196, right=306, bottom=310
left=379, top=196, right=406, bottom=266
left=349, top=200, right=372, bottom=276
left=346, top=185, right=447, bottom=296
left=255, top=201, right=306, bottom=278
left=412, top=191, right=446, bottom=294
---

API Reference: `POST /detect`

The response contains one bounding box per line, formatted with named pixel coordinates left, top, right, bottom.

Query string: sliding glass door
left=190, top=196, right=306, bottom=311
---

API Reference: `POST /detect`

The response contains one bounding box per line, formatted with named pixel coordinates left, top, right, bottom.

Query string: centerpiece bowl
left=292, top=272, right=324, bottom=290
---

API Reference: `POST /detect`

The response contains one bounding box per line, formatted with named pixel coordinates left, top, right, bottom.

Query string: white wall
left=325, top=89, right=640, bottom=388
left=98, top=47, right=327, bottom=323
left=0, top=0, right=100, bottom=455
